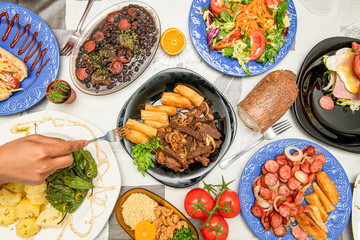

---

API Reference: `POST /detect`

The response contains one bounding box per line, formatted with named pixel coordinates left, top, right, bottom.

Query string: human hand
left=0, top=134, right=88, bottom=185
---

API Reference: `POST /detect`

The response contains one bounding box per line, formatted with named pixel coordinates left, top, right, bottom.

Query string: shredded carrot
left=234, top=0, right=276, bottom=36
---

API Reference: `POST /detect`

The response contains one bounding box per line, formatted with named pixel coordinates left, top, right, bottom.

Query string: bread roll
left=237, top=70, right=298, bottom=133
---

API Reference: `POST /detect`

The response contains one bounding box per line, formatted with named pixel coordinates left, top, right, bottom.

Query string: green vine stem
left=188, top=176, right=236, bottom=240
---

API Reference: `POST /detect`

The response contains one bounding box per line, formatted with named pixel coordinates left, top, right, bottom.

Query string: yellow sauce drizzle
left=10, top=116, right=116, bottom=239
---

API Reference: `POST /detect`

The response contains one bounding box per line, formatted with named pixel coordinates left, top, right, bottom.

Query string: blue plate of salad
left=189, top=0, right=297, bottom=76
left=239, top=138, right=352, bottom=240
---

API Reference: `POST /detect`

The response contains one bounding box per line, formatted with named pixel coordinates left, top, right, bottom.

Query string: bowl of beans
left=70, top=1, right=160, bottom=95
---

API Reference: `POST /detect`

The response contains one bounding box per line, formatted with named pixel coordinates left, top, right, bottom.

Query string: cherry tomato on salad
left=250, top=30, right=266, bottom=61
left=210, top=0, right=230, bottom=17
left=213, top=29, right=241, bottom=50
left=216, top=190, right=240, bottom=218
left=5, top=76, right=20, bottom=90
left=201, top=214, right=229, bottom=240
left=184, top=188, right=215, bottom=219
left=265, top=0, right=283, bottom=9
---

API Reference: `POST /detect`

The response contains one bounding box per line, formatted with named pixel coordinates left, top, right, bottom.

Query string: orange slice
left=134, top=221, right=156, bottom=240
left=160, top=28, right=186, bottom=55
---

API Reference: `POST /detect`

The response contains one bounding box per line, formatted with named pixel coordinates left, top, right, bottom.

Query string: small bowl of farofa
left=115, top=188, right=198, bottom=240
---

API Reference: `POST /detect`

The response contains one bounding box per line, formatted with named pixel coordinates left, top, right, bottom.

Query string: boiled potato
left=16, top=217, right=41, bottom=239
left=24, top=182, right=47, bottom=195
left=27, top=192, right=47, bottom=205
left=16, top=198, right=40, bottom=218
left=0, top=188, right=22, bottom=206
left=40, top=200, right=50, bottom=212
left=3, top=183, right=26, bottom=197
left=0, top=205, right=19, bottom=226
left=36, top=205, right=63, bottom=228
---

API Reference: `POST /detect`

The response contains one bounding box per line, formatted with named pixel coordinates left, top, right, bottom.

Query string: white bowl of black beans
left=70, top=1, right=161, bottom=95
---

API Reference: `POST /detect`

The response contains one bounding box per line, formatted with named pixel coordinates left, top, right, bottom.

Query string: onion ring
left=273, top=196, right=286, bottom=212
left=254, top=186, right=272, bottom=209
left=285, top=146, right=303, bottom=162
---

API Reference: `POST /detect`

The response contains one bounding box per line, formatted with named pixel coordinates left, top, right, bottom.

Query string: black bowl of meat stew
left=117, top=68, right=237, bottom=188
left=69, top=1, right=160, bottom=95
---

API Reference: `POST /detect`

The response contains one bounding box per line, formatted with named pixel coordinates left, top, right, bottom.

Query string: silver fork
left=88, top=128, right=123, bottom=144
left=218, top=119, right=292, bottom=170
left=60, top=0, right=95, bottom=56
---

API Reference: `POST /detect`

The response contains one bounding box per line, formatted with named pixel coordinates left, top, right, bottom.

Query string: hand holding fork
left=87, top=128, right=123, bottom=144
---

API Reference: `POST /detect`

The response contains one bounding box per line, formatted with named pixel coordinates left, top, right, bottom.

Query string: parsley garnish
left=131, top=137, right=163, bottom=176
left=170, top=226, right=196, bottom=240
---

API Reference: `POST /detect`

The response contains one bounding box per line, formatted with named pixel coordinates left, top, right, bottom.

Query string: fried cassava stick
left=316, top=171, right=339, bottom=205
left=161, top=92, right=192, bottom=109
left=174, top=84, right=204, bottom=107
left=125, top=118, right=158, bottom=138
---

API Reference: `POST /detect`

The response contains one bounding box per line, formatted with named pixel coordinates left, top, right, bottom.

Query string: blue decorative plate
left=188, top=0, right=297, bottom=76
left=0, top=1, right=59, bottom=116
left=239, top=138, right=352, bottom=240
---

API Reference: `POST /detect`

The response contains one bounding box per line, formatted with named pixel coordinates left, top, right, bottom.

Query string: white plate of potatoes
left=0, top=111, right=121, bottom=239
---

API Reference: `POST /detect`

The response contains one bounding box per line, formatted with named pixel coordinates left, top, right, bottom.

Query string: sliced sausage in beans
left=76, top=68, right=88, bottom=81
left=84, top=40, right=95, bottom=53
left=92, top=30, right=105, bottom=42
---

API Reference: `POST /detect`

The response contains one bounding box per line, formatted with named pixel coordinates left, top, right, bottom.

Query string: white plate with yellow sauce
left=0, top=110, right=121, bottom=240
left=353, top=175, right=360, bottom=240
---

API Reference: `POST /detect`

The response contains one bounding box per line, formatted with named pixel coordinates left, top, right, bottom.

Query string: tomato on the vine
left=184, top=188, right=215, bottom=219
left=200, top=214, right=229, bottom=240
left=216, top=190, right=241, bottom=218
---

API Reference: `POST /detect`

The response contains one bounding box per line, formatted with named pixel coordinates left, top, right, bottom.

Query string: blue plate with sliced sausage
left=238, top=138, right=352, bottom=240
